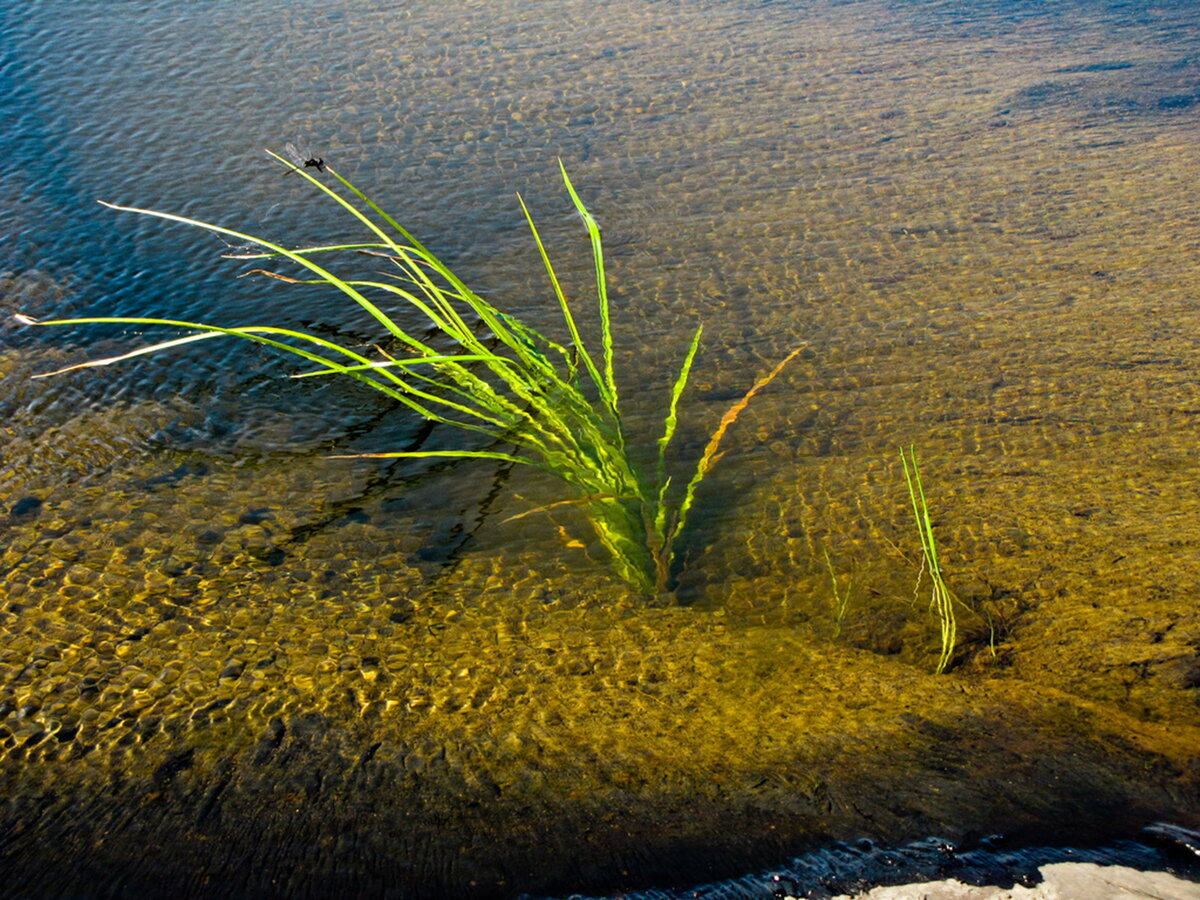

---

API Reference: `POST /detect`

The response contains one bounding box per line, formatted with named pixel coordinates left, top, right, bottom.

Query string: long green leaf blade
left=558, top=161, right=618, bottom=415
left=654, top=325, right=704, bottom=541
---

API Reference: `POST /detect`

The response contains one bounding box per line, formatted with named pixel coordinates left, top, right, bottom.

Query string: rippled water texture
left=2, top=0, right=1200, bottom=897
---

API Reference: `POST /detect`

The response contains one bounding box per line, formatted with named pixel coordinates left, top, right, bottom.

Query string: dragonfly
left=283, top=138, right=326, bottom=174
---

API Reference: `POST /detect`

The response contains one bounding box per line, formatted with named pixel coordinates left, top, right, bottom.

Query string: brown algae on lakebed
left=4, top=0, right=1200, bottom=893
left=6, top=132, right=1200, bottom=899
left=0, top=326, right=1199, bottom=895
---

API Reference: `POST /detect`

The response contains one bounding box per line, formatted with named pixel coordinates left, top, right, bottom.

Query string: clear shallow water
left=2, top=1, right=1200, bottom=897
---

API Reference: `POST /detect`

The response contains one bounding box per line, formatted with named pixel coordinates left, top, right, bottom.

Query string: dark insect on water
left=284, top=139, right=326, bottom=173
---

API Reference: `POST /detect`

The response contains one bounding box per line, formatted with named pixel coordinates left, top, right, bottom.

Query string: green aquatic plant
left=16, top=150, right=800, bottom=596
left=899, top=446, right=957, bottom=673
left=822, top=547, right=852, bottom=637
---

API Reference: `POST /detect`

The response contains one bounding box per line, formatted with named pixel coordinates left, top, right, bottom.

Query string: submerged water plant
left=17, top=150, right=800, bottom=596
left=822, top=547, right=852, bottom=638
left=899, top=446, right=957, bottom=673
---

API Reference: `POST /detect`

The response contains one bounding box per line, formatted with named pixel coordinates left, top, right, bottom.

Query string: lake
left=2, top=0, right=1200, bottom=897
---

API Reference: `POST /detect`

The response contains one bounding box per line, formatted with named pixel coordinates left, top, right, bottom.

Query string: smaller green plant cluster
left=17, top=151, right=800, bottom=596
left=822, top=450, right=975, bottom=673
left=899, top=446, right=957, bottom=674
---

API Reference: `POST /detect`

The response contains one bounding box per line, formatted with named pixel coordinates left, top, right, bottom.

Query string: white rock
left=811, top=863, right=1200, bottom=900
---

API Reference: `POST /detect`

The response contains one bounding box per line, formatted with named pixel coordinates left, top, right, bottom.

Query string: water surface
left=2, top=0, right=1200, bottom=897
